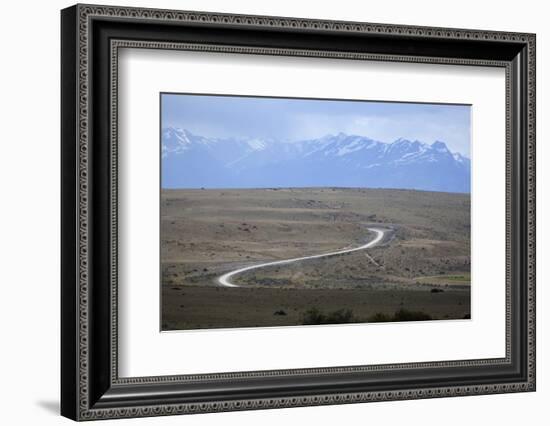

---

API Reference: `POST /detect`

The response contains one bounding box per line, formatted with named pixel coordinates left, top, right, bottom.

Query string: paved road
left=217, top=227, right=387, bottom=288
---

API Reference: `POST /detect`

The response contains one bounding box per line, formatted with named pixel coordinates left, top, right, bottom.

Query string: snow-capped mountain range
left=161, top=127, right=471, bottom=193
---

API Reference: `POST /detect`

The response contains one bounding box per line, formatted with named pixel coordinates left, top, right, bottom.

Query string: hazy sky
left=161, top=93, right=471, bottom=157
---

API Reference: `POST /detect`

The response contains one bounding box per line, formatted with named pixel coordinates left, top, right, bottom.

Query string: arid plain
left=161, top=187, right=470, bottom=330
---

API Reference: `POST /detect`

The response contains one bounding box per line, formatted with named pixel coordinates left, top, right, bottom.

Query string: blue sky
left=161, top=93, right=471, bottom=157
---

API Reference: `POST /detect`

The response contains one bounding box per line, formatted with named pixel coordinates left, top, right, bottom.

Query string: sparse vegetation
left=161, top=188, right=470, bottom=330
left=301, top=307, right=433, bottom=325
left=162, top=285, right=470, bottom=330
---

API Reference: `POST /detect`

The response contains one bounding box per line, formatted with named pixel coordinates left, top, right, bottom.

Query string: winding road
left=217, top=227, right=387, bottom=288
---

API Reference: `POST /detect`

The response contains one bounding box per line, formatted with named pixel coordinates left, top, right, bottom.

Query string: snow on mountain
left=161, top=128, right=191, bottom=157
left=161, top=128, right=471, bottom=193
left=245, top=138, right=268, bottom=151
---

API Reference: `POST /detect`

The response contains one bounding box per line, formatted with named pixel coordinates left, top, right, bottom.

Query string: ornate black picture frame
left=61, top=4, right=536, bottom=421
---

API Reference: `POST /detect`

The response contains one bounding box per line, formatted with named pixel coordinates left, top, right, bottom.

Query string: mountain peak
left=393, top=138, right=425, bottom=146
left=162, top=127, right=192, bottom=144
left=431, top=140, right=449, bottom=152
left=325, top=132, right=349, bottom=141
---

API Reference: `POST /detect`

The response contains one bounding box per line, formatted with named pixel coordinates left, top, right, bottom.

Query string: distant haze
left=162, top=93, right=471, bottom=157
left=161, top=128, right=471, bottom=193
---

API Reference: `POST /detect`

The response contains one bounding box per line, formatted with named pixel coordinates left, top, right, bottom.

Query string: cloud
left=162, top=94, right=471, bottom=156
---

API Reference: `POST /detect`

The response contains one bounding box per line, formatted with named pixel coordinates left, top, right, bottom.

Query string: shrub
left=303, top=308, right=433, bottom=325
left=302, top=307, right=326, bottom=325
left=393, top=308, right=432, bottom=321
left=368, top=312, right=392, bottom=323
left=302, top=307, right=357, bottom=325
left=368, top=309, right=432, bottom=323
left=326, top=309, right=355, bottom=324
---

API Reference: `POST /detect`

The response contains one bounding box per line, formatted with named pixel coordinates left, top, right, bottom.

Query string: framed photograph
left=159, top=94, right=473, bottom=331
left=61, top=4, right=536, bottom=421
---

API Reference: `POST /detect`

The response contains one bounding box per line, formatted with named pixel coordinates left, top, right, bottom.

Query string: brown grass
left=161, top=187, right=470, bottom=330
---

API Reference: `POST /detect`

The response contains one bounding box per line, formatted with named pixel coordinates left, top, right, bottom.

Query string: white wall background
left=0, top=0, right=546, bottom=424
